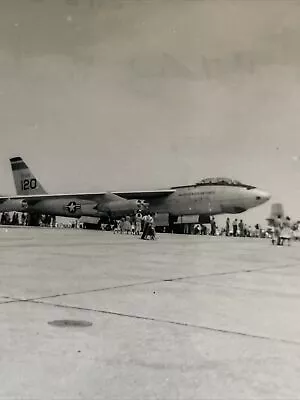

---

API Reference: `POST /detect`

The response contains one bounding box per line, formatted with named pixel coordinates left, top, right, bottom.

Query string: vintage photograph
left=0, top=0, right=299, bottom=398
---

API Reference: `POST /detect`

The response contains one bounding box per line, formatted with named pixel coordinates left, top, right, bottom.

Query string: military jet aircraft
left=3, top=156, right=271, bottom=225
left=267, top=203, right=299, bottom=230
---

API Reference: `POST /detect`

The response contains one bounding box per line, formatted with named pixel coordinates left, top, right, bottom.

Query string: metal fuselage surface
left=6, top=157, right=271, bottom=221
left=148, top=184, right=269, bottom=216
left=0, top=184, right=269, bottom=219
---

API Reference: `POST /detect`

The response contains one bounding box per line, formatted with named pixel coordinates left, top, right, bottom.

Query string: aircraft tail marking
left=10, top=156, right=47, bottom=195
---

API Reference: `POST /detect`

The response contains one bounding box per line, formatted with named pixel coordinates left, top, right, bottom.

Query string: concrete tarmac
left=0, top=228, right=300, bottom=399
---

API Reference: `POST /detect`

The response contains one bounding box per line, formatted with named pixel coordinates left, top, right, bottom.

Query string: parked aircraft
left=4, top=157, right=271, bottom=225
left=267, top=203, right=299, bottom=229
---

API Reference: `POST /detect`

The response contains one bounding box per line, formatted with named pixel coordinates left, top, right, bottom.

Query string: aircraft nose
left=254, top=189, right=271, bottom=204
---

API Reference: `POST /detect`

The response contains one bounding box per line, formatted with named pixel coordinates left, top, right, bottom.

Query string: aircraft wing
left=0, top=192, right=109, bottom=203
left=113, top=190, right=175, bottom=200
left=0, top=190, right=175, bottom=203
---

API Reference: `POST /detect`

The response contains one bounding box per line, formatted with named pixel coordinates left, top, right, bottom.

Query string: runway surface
left=0, top=228, right=299, bottom=399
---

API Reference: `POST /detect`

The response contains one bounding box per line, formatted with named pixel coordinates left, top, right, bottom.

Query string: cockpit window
left=171, top=177, right=255, bottom=190
left=195, top=177, right=254, bottom=188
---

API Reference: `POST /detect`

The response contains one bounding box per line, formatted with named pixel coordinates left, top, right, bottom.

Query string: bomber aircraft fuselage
left=1, top=157, right=271, bottom=221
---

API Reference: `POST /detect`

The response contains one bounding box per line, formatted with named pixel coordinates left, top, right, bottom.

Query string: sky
left=1, top=0, right=300, bottom=225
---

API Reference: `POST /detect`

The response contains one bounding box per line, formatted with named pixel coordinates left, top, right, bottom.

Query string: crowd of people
left=112, top=212, right=156, bottom=240
left=193, top=217, right=263, bottom=238
left=0, top=212, right=57, bottom=228
left=0, top=212, right=25, bottom=226
left=0, top=210, right=299, bottom=246
left=193, top=215, right=300, bottom=245
left=270, top=215, right=294, bottom=246
left=107, top=214, right=275, bottom=241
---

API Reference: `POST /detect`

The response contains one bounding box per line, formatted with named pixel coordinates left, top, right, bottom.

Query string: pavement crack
left=22, top=279, right=171, bottom=301
left=16, top=270, right=257, bottom=302
left=16, top=262, right=300, bottom=302
left=0, top=299, right=25, bottom=305
left=28, top=298, right=300, bottom=347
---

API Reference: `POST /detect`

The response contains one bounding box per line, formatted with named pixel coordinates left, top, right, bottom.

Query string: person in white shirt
left=148, top=214, right=156, bottom=240
left=135, top=212, right=142, bottom=235
left=141, top=214, right=155, bottom=239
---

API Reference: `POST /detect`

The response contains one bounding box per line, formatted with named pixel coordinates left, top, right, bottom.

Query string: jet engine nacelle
left=96, top=199, right=148, bottom=216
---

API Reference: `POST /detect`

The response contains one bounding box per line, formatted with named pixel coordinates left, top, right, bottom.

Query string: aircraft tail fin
left=266, top=203, right=285, bottom=226
left=269, top=203, right=284, bottom=219
left=10, top=157, right=47, bottom=195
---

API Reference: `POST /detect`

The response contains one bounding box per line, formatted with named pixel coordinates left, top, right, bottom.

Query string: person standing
left=148, top=213, right=156, bottom=240
left=21, top=212, right=26, bottom=226
left=238, top=220, right=244, bottom=237
left=201, top=224, right=207, bottom=235
left=210, top=217, right=217, bottom=236
left=232, top=218, right=238, bottom=237
left=225, top=218, right=230, bottom=236
left=135, top=211, right=142, bottom=236
left=141, top=214, right=151, bottom=240
left=125, top=216, right=131, bottom=234
left=141, top=214, right=147, bottom=232
left=281, top=216, right=293, bottom=246
left=113, top=220, right=119, bottom=234
left=119, top=217, right=125, bottom=234
left=131, top=217, right=136, bottom=235
left=274, top=215, right=283, bottom=245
